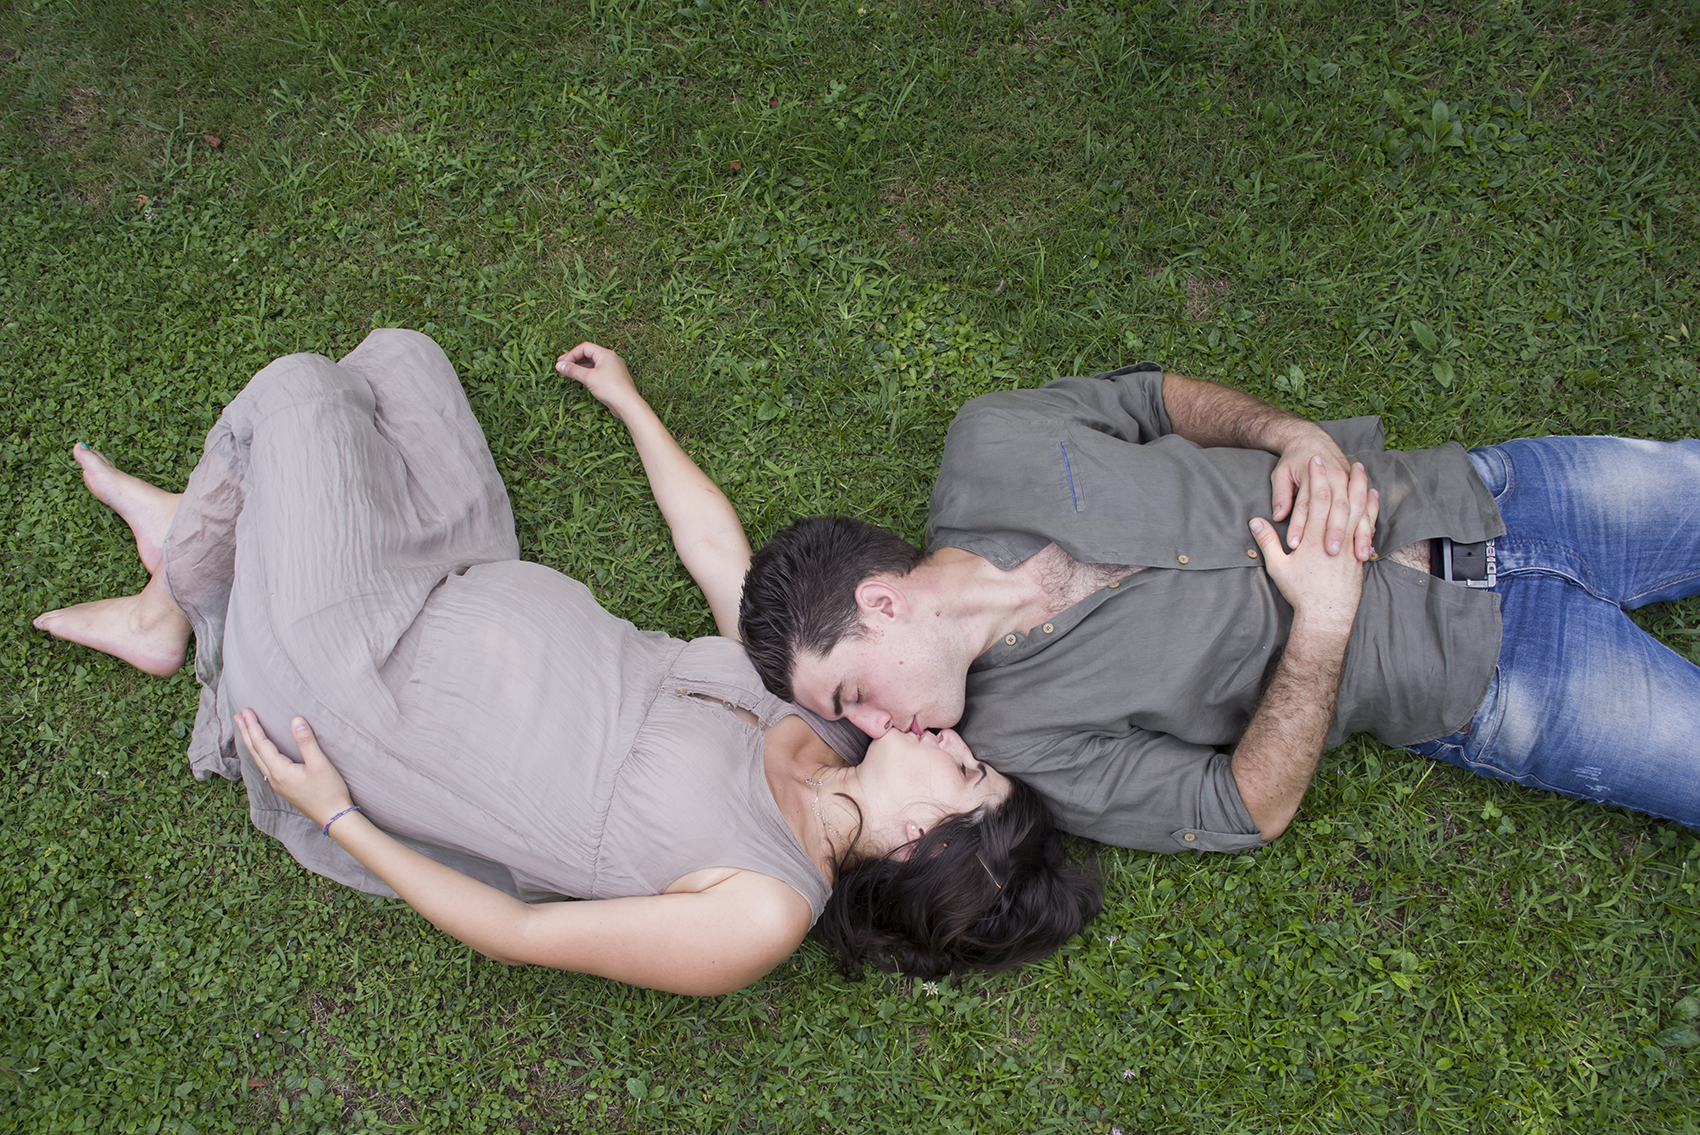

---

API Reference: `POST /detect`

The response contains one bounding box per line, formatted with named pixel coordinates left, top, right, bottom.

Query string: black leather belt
left=1430, top=537, right=1497, bottom=588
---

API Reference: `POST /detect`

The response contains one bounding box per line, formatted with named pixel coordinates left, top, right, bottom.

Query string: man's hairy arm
left=1230, top=593, right=1353, bottom=841
left=1162, top=372, right=1377, bottom=561
left=1231, top=457, right=1374, bottom=840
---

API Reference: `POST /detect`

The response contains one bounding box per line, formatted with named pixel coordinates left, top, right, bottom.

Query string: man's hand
left=1258, top=456, right=1377, bottom=625
left=1160, top=372, right=1378, bottom=562
left=1231, top=458, right=1374, bottom=841
left=1270, top=425, right=1377, bottom=562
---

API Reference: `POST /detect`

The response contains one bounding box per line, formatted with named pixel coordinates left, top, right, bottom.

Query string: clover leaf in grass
left=1655, top=1024, right=1700, bottom=1050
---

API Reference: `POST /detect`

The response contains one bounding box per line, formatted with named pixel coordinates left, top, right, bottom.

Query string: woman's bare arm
left=557, top=342, right=750, bottom=639
left=236, top=711, right=808, bottom=995
left=501, top=871, right=812, bottom=994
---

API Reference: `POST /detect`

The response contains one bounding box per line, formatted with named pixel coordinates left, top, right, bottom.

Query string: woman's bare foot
left=34, top=573, right=190, bottom=677
left=72, top=443, right=182, bottom=574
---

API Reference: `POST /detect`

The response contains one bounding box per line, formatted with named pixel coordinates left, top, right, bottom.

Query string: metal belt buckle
left=1437, top=537, right=1497, bottom=588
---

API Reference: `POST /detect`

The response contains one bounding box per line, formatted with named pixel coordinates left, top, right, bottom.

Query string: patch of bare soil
left=1185, top=275, right=1229, bottom=321
left=41, top=85, right=103, bottom=148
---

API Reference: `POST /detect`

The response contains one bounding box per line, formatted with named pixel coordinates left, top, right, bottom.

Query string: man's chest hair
left=1022, top=543, right=1141, bottom=622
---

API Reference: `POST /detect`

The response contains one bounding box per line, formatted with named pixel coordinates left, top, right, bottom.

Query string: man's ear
left=854, top=578, right=909, bottom=624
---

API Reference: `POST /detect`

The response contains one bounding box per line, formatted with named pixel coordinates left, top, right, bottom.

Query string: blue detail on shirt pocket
left=1060, top=442, right=1080, bottom=512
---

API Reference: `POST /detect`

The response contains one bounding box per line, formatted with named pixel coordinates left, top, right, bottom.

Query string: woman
left=33, top=329, right=1100, bottom=996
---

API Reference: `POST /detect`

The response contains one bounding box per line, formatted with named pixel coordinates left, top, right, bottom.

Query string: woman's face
left=855, top=728, right=1011, bottom=854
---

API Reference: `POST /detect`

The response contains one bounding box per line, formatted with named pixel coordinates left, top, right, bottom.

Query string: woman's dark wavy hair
left=813, top=777, right=1102, bottom=979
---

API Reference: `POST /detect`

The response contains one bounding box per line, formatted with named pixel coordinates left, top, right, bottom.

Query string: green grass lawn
left=3, top=0, right=1698, bottom=1130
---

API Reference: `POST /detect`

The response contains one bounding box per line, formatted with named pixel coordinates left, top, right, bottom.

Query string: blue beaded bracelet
left=322, top=805, right=363, bottom=837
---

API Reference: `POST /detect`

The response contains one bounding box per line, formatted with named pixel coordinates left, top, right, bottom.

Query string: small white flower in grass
left=1106, top=935, right=1118, bottom=944
left=1121, top=1069, right=1135, bottom=1080
left=921, top=981, right=940, bottom=995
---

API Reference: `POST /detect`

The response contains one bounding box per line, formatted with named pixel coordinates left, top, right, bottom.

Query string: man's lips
left=905, top=717, right=924, bottom=736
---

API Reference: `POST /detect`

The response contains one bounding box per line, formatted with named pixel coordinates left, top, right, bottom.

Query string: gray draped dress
left=164, top=329, right=860, bottom=919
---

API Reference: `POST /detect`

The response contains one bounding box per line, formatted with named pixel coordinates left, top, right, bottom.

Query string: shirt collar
left=970, top=580, right=1130, bottom=671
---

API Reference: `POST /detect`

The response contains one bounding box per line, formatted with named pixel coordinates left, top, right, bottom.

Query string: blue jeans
left=1409, top=436, right=1700, bottom=828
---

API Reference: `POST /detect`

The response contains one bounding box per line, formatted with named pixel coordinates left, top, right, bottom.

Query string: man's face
left=789, top=618, right=970, bottom=740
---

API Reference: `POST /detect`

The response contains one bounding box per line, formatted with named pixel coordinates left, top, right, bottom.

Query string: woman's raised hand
left=557, top=342, right=641, bottom=420
left=556, top=338, right=750, bottom=638
left=234, top=709, right=353, bottom=829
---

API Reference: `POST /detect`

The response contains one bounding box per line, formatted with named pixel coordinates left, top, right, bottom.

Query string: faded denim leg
left=1411, top=436, right=1700, bottom=828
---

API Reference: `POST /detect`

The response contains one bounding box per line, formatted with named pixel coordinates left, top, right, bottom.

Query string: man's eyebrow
left=831, top=684, right=844, bottom=718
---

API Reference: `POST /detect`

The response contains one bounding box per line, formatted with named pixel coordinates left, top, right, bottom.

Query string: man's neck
left=920, top=545, right=1121, bottom=659
left=901, top=548, right=1030, bottom=660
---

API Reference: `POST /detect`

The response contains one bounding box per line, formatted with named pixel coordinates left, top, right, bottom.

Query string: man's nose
left=845, top=704, right=890, bottom=738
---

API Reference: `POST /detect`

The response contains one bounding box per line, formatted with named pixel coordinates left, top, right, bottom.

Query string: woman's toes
left=73, top=444, right=117, bottom=498
left=73, top=441, right=111, bottom=475
left=68, top=444, right=179, bottom=574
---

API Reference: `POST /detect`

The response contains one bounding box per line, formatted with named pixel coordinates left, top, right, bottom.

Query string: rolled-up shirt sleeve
left=955, top=366, right=1173, bottom=445
left=995, top=728, right=1264, bottom=854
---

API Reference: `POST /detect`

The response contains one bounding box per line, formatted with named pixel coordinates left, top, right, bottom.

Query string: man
left=738, top=363, right=1700, bottom=852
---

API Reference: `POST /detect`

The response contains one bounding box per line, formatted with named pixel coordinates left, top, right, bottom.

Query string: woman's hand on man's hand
left=557, top=342, right=641, bottom=420
left=234, top=709, right=353, bottom=830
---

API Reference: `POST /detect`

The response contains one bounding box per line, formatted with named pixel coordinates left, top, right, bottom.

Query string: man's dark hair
left=813, top=777, right=1102, bottom=979
left=739, top=517, right=926, bottom=701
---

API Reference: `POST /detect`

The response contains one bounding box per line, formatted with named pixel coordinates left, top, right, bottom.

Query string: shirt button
left=1043, top=623, right=1054, bottom=633
left=1005, top=634, right=1018, bottom=645
left=676, top=687, right=688, bottom=693
left=1177, top=554, right=1190, bottom=565
left=1108, top=581, right=1119, bottom=588
left=1247, top=548, right=1259, bottom=559
left=1183, top=832, right=1197, bottom=842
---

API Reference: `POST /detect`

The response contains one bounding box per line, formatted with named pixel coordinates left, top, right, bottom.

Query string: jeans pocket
left=1411, top=736, right=1472, bottom=772
left=1412, top=666, right=1504, bottom=769
left=1460, top=666, right=1506, bottom=764
left=1466, top=445, right=1511, bottom=501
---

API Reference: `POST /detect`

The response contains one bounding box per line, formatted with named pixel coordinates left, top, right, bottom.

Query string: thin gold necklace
left=803, top=770, right=841, bottom=843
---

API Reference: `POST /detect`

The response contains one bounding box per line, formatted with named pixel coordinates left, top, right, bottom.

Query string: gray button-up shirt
left=929, top=366, right=1505, bottom=853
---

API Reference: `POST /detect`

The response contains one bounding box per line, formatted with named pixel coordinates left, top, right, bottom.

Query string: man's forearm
left=1167, top=373, right=1376, bottom=559
left=1162, top=372, right=1322, bottom=453
left=1229, top=612, right=1352, bottom=841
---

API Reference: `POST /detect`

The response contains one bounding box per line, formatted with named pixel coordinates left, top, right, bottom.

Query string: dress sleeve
left=998, top=728, right=1264, bottom=853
